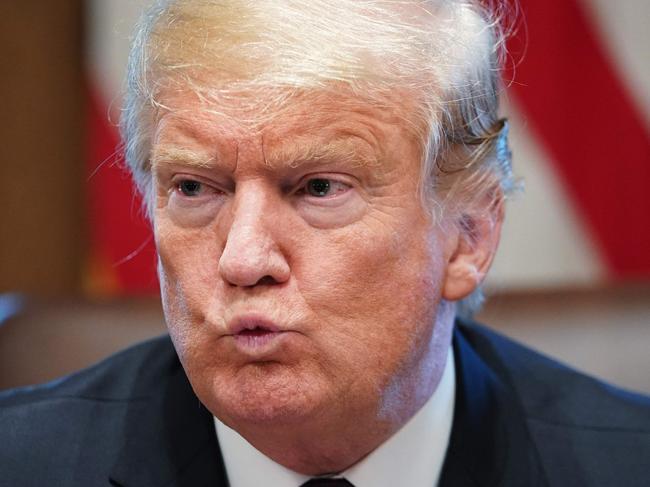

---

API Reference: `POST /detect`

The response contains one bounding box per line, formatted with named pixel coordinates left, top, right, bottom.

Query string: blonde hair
left=121, top=0, right=517, bottom=314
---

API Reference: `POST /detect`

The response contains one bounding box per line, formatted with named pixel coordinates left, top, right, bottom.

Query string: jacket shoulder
left=458, top=320, right=650, bottom=486
left=0, top=335, right=178, bottom=485
left=0, top=334, right=176, bottom=406
left=457, top=320, right=650, bottom=427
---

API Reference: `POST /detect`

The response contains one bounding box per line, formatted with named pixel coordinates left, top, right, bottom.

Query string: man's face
left=151, top=89, right=457, bottom=434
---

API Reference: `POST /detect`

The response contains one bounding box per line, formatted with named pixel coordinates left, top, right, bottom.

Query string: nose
left=218, top=183, right=291, bottom=287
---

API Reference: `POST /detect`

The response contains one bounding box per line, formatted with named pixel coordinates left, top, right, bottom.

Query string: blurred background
left=0, top=0, right=648, bottom=392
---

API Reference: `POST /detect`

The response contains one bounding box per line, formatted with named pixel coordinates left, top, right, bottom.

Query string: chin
left=201, top=361, right=327, bottom=427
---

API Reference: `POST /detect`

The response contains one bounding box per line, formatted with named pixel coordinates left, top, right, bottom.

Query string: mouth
left=229, top=316, right=287, bottom=351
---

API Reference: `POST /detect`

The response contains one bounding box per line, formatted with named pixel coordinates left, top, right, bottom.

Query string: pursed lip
left=227, top=314, right=282, bottom=336
left=226, top=314, right=293, bottom=354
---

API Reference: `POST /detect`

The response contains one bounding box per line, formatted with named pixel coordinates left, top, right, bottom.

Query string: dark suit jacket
left=1, top=320, right=649, bottom=486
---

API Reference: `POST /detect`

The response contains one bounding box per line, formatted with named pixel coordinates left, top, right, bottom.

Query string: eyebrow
left=150, top=136, right=381, bottom=171
left=150, top=147, right=217, bottom=169
left=264, top=137, right=381, bottom=170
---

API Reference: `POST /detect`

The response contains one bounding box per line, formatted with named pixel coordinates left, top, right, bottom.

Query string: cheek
left=154, top=217, right=225, bottom=352
left=155, top=214, right=222, bottom=294
left=296, top=215, right=446, bottom=364
left=302, top=214, right=442, bottom=305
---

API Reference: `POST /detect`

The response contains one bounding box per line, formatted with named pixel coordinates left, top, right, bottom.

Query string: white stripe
left=580, top=0, right=650, bottom=128
left=487, top=99, right=605, bottom=289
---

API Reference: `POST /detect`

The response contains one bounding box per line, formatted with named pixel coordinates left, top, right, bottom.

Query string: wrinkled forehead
left=152, top=83, right=422, bottom=133
left=149, top=84, right=425, bottom=172
left=135, top=0, right=466, bottom=166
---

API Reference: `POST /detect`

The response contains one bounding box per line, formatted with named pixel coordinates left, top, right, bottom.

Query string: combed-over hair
left=121, top=0, right=517, bottom=314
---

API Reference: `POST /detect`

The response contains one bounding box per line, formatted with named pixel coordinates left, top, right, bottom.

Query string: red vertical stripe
left=86, top=81, right=158, bottom=293
left=507, top=0, right=650, bottom=277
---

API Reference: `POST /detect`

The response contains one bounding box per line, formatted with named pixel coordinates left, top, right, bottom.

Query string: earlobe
left=442, top=197, right=504, bottom=302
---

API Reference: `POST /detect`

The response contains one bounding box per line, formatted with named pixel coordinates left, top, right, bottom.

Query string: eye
left=306, top=178, right=331, bottom=197
left=177, top=179, right=203, bottom=197
left=303, top=178, right=350, bottom=198
left=294, top=175, right=364, bottom=228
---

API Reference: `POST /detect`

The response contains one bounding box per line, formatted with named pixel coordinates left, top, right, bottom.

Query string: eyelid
left=292, top=175, right=356, bottom=209
left=294, top=173, right=355, bottom=193
left=169, top=173, right=227, bottom=196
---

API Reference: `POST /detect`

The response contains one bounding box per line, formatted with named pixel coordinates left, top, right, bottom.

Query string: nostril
left=255, top=275, right=278, bottom=286
left=234, top=275, right=278, bottom=289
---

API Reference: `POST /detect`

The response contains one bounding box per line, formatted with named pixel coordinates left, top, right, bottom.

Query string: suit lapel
left=439, top=324, right=548, bottom=487
left=109, top=351, right=229, bottom=487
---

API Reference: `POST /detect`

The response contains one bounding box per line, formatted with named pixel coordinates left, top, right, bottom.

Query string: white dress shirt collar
left=214, top=347, right=455, bottom=487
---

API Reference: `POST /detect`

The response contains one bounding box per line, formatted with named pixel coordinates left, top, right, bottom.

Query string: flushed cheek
left=302, top=216, right=436, bottom=309
left=156, top=215, right=222, bottom=292
left=296, top=221, right=441, bottom=372
left=155, top=219, right=226, bottom=344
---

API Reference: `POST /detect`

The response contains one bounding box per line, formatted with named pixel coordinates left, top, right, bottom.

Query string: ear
left=442, top=194, right=504, bottom=301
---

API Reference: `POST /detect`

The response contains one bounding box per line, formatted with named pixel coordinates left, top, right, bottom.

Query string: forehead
left=150, top=88, right=423, bottom=172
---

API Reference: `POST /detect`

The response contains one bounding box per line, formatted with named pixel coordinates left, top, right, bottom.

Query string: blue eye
left=178, top=180, right=202, bottom=196
left=306, top=178, right=331, bottom=197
